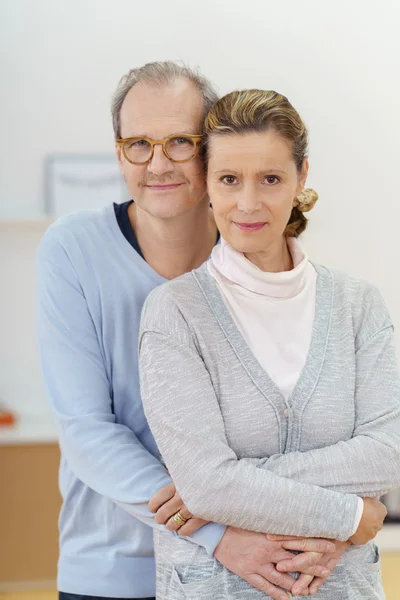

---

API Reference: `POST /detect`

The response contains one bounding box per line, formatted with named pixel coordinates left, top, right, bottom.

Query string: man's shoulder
left=38, top=206, right=112, bottom=262
left=43, top=206, right=110, bottom=245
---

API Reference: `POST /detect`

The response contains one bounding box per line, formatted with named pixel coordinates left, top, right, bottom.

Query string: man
left=37, top=61, right=343, bottom=600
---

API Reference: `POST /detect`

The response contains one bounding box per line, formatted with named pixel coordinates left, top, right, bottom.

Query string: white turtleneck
left=208, top=236, right=364, bottom=534
left=208, top=236, right=316, bottom=401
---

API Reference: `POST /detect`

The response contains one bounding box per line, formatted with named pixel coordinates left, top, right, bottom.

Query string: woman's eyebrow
left=212, top=168, right=287, bottom=175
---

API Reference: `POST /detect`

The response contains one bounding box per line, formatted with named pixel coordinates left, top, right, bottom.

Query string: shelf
left=0, top=219, right=53, bottom=233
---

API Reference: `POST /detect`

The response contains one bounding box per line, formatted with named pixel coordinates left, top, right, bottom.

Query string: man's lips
left=234, top=222, right=267, bottom=231
left=145, top=183, right=184, bottom=191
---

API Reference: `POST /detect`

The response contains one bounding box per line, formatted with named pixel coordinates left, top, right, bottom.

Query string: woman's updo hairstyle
left=203, top=89, right=318, bottom=237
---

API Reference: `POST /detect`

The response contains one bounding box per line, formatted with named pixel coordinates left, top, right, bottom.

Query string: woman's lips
left=234, top=222, right=267, bottom=232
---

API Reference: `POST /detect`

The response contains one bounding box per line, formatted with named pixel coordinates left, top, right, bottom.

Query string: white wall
left=0, top=223, right=56, bottom=441
left=1, top=0, right=400, bottom=424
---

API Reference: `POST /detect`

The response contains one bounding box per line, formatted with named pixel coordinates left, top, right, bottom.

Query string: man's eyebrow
left=120, top=131, right=201, bottom=139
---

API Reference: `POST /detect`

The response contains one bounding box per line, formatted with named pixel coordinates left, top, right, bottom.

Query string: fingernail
left=322, top=568, right=330, bottom=576
left=327, top=542, right=336, bottom=551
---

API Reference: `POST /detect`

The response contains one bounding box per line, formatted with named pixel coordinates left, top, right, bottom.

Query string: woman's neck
left=244, top=237, right=293, bottom=273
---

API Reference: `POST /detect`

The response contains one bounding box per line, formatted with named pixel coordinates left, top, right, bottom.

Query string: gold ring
left=172, top=511, right=188, bottom=526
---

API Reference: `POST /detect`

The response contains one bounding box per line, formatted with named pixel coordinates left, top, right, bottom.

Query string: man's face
left=116, top=78, right=207, bottom=220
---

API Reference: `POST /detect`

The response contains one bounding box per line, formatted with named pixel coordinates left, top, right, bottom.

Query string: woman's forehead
left=208, top=131, right=293, bottom=167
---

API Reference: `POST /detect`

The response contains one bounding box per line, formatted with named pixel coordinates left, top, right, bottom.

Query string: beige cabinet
left=0, top=443, right=61, bottom=586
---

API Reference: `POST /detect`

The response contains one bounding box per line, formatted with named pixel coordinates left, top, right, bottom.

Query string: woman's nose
left=237, top=190, right=261, bottom=214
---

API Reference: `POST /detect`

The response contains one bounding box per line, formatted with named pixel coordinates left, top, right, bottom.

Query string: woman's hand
left=349, top=497, right=387, bottom=545
left=149, top=482, right=209, bottom=536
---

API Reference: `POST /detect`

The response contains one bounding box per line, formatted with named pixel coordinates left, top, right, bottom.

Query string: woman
left=139, top=89, right=400, bottom=599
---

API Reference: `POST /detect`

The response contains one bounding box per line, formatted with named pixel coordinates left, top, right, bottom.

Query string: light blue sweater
left=36, top=205, right=225, bottom=598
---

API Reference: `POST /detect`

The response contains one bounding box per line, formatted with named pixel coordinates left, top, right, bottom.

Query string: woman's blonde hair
left=203, top=89, right=318, bottom=237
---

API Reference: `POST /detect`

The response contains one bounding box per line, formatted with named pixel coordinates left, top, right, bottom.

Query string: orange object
left=0, top=409, right=16, bottom=426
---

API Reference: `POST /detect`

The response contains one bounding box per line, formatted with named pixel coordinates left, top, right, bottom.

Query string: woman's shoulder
left=315, top=264, right=392, bottom=346
left=315, top=263, right=379, bottom=298
left=140, top=265, right=209, bottom=332
left=146, top=267, right=205, bottom=308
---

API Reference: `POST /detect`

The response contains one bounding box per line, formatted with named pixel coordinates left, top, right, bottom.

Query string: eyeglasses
left=116, top=134, right=203, bottom=165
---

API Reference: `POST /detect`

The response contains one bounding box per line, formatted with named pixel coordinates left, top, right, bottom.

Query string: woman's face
left=207, top=130, right=308, bottom=254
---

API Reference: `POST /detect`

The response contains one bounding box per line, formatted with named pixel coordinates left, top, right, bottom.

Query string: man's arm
left=36, top=231, right=225, bottom=555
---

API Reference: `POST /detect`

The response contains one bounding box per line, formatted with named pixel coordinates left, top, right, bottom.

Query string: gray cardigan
left=139, top=263, right=400, bottom=599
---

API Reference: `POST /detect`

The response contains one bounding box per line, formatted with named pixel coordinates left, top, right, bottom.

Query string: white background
left=0, top=1, right=400, bottom=430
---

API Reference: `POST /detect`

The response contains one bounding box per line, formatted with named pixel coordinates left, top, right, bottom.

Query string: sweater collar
left=210, top=236, right=309, bottom=299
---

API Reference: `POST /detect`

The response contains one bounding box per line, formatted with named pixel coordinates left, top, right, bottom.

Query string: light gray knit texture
left=139, top=263, right=400, bottom=599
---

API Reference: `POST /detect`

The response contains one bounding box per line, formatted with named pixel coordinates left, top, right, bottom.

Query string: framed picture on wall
left=44, top=154, right=128, bottom=217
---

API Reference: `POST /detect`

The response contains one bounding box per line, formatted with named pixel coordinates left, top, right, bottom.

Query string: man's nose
left=147, top=144, right=175, bottom=176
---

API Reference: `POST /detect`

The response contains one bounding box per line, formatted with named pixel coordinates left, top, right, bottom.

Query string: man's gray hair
left=111, top=61, right=219, bottom=139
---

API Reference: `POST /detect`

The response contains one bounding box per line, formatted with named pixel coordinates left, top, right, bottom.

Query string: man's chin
left=136, top=196, right=202, bottom=221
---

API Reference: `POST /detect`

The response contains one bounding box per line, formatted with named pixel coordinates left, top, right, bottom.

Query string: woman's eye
left=264, top=175, right=280, bottom=185
left=221, top=176, right=237, bottom=185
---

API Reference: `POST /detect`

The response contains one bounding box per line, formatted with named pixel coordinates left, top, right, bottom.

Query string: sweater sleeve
left=139, top=292, right=359, bottom=542
left=36, top=233, right=225, bottom=555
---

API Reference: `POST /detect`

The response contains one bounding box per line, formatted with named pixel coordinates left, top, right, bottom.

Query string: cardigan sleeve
left=241, top=285, right=400, bottom=498
left=139, top=291, right=359, bottom=542
left=243, top=326, right=400, bottom=496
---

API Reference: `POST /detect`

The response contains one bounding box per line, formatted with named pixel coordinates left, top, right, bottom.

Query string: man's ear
left=116, top=144, right=125, bottom=175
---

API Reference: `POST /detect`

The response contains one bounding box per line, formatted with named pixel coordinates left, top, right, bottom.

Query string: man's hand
left=268, top=534, right=349, bottom=596
left=349, top=497, right=387, bottom=545
left=149, top=482, right=208, bottom=536
left=150, top=484, right=339, bottom=597
left=215, top=527, right=337, bottom=600
left=304, top=540, right=350, bottom=595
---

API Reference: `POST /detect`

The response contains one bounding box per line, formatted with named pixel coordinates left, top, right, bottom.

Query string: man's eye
left=132, top=139, right=149, bottom=148
left=221, top=176, right=237, bottom=185
left=173, top=137, right=191, bottom=145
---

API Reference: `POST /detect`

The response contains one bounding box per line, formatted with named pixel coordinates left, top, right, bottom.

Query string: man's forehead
left=120, top=79, right=204, bottom=137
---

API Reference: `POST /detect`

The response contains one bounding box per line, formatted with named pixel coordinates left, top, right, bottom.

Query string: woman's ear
left=297, top=158, right=309, bottom=195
